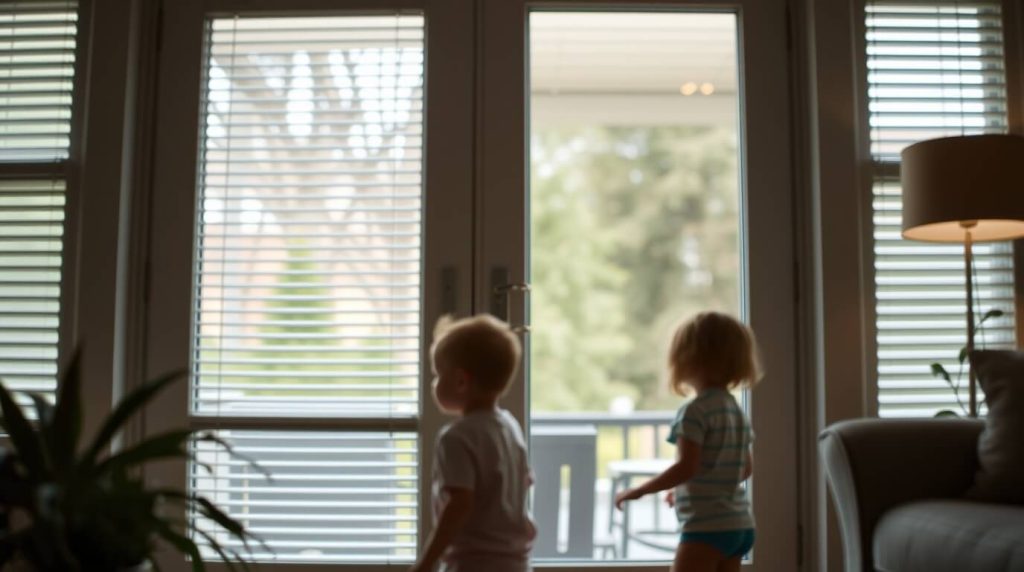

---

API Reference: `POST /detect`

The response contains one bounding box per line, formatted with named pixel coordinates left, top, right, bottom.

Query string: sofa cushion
left=874, top=500, right=1024, bottom=572
left=970, top=350, right=1024, bottom=503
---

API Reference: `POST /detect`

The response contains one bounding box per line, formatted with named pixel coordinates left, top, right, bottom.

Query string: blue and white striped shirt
left=667, top=388, right=754, bottom=532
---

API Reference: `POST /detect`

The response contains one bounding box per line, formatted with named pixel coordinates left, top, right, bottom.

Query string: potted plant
left=0, top=350, right=266, bottom=571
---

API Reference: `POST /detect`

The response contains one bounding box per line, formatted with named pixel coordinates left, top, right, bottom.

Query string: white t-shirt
left=432, top=408, right=535, bottom=564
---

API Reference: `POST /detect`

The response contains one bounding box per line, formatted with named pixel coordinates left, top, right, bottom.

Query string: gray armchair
left=819, top=418, right=1019, bottom=572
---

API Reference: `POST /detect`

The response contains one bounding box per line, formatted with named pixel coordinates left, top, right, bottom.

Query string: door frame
left=474, top=1, right=800, bottom=569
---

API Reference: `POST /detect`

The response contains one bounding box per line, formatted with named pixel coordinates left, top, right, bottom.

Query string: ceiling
left=530, top=12, right=739, bottom=96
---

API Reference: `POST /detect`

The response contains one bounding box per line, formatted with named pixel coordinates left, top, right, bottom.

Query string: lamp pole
left=962, top=220, right=977, bottom=418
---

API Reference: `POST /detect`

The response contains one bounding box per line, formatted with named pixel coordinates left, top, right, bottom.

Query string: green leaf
left=84, top=368, right=185, bottom=464
left=958, top=347, right=969, bottom=364
left=977, top=308, right=1004, bottom=327
left=155, top=522, right=205, bottom=572
left=50, top=347, right=83, bottom=473
left=155, top=489, right=265, bottom=556
left=26, top=393, right=53, bottom=427
left=930, top=363, right=951, bottom=383
left=195, top=497, right=246, bottom=538
left=93, top=429, right=194, bottom=477
left=0, top=380, right=48, bottom=479
left=935, top=409, right=960, bottom=418
left=195, top=432, right=271, bottom=480
left=194, top=529, right=247, bottom=572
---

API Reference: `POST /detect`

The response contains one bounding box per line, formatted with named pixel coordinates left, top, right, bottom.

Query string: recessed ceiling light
left=680, top=82, right=698, bottom=96
left=700, top=82, right=715, bottom=95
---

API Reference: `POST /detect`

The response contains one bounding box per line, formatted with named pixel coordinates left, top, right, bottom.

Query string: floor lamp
left=901, top=134, right=1024, bottom=417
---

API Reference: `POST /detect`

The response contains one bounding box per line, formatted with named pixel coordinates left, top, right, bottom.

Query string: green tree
left=531, top=126, right=740, bottom=412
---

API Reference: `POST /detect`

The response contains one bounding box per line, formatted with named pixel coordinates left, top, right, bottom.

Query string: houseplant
left=0, top=350, right=266, bottom=571
left=930, top=308, right=1003, bottom=418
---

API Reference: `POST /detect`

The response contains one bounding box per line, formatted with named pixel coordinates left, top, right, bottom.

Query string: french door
left=475, top=1, right=799, bottom=570
left=141, top=0, right=797, bottom=570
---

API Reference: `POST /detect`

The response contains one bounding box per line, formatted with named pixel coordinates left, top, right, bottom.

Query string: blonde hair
left=431, top=314, right=522, bottom=395
left=667, top=311, right=762, bottom=396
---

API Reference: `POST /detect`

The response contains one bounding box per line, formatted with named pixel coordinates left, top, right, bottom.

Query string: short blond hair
left=431, top=314, right=522, bottom=395
left=668, top=311, right=762, bottom=396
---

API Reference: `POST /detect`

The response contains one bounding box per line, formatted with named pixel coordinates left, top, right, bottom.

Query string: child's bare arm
left=409, top=488, right=474, bottom=572
left=615, top=439, right=700, bottom=508
left=741, top=448, right=753, bottom=481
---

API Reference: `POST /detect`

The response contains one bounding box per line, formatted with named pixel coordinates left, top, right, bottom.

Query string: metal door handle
left=491, top=267, right=531, bottom=334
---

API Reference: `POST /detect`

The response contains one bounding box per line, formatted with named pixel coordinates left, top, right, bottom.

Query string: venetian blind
left=867, top=1, right=1016, bottom=417
left=190, top=14, right=423, bottom=563
left=0, top=1, right=77, bottom=405
left=0, top=1, right=77, bottom=161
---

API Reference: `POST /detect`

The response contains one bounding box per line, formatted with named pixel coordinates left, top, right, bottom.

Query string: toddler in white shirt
left=410, top=315, right=535, bottom=572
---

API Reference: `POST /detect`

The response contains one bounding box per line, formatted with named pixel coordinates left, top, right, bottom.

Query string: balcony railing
left=532, top=411, right=678, bottom=561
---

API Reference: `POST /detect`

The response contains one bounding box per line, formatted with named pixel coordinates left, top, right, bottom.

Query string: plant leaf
left=155, top=522, right=205, bottom=572
left=0, top=379, right=48, bottom=479
left=930, top=363, right=951, bottom=384
left=195, top=432, right=272, bottom=480
left=977, top=308, right=1004, bottom=328
left=26, top=393, right=53, bottom=427
left=195, top=528, right=246, bottom=572
left=84, top=368, right=185, bottom=463
left=155, top=489, right=266, bottom=556
left=50, top=347, right=83, bottom=474
left=935, top=409, right=960, bottom=418
left=26, top=392, right=55, bottom=471
left=194, top=496, right=252, bottom=548
left=958, top=347, right=969, bottom=364
left=93, top=429, right=194, bottom=477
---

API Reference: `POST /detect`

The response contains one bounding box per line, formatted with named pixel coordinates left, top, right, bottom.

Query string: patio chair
left=530, top=424, right=607, bottom=558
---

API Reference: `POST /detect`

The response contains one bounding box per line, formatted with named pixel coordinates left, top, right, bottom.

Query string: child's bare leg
left=716, top=556, right=742, bottom=572
left=670, top=542, right=722, bottom=572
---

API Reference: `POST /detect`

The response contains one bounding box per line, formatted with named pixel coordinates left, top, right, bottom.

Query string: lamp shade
left=901, top=134, right=1024, bottom=243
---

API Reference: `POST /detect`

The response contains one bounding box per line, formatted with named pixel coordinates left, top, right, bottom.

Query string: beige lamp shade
left=901, top=134, right=1024, bottom=243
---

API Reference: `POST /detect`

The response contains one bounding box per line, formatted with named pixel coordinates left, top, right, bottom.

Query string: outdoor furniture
left=530, top=424, right=598, bottom=558
left=607, top=458, right=676, bottom=558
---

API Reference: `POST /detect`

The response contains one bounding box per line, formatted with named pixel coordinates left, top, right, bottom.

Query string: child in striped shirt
left=615, top=311, right=760, bottom=572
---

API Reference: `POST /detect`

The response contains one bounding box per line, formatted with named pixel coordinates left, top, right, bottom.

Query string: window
left=866, top=1, right=1016, bottom=417
left=0, top=0, right=78, bottom=404
left=190, top=14, right=423, bottom=563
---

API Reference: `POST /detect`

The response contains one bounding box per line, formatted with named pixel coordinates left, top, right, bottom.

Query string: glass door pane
left=529, top=11, right=742, bottom=562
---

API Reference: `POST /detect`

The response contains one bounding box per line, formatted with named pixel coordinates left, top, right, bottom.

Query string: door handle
left=490, top=267, right=531, bottom=334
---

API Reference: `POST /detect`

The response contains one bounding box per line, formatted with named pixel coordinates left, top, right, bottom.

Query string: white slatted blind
left=193, top=431, right=418, bottom=562
left=867, top=2, right=1017, bottom=417
left=0, top=1, right=76, bottom=405
left=0, top=1, right=77, bottom=161
left=0, top=179, right=64, bottom=401
left=191, top=14, right=424, bottom=563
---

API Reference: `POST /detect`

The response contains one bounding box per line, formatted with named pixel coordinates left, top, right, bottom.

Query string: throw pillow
left=969, top=350, right=1024, bottom=504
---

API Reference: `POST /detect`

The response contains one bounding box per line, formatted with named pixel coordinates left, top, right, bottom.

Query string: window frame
left=852, top=0, right=1024, bottom=419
